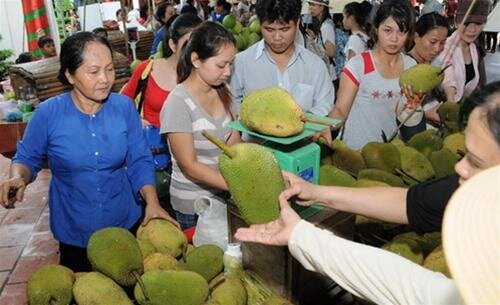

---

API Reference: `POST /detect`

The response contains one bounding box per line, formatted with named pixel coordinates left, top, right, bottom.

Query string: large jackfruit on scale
left=399, top=63, right=445, bottom=94
left=27, top=264, right=74, bottom=305
left=239, top=87, right=333, bottom=137
left=203, top=131, right=284, bottom=225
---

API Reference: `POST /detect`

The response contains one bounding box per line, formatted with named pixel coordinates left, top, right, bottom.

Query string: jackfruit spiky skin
left=397, top=146, right=435, bottom=182
left=357, top=168, right=406, bottom=187
left=393, top=232, right=442, bottom=256
left=87, top=227, right=143, bottom=286
left=399, top=64, right=444, bottom=94
left=352, top=179, right=390, bottom=187
left=186, top=244, right=196, bottom=255
left=73, top=272, right=132, bottom=305
left=136, top=219, right=188, bottom=258
left=207, top=275, right=247, bottom=305
left=184, top=244, right=224, bottom=282
left=390, top=138, right=406, bottom=148
left=442, top=132, right=465, bottom=157
left=361, top=142, right=401, bottom=174
left=134, top=270, right=209, bottom=305
left=240, top=87, right=304, bottom=137
left=319, top=165, right=356, bottom=187
left=137, top=238, right=157, bottom=260
left=407, top=130, right=443, bottom=158
left=263, top=295, right=294, bottom=305
left=27, top=264, right=74, bottom=305
left=423, top=245, right=451, bottom=277
left=437, top=101, right=460, bottom=123
left=429, top=148, right=459, bottom=178
left=143, top=252, right=183, bottom=272
left=382, top=239, right=424, bottom=265
left=219, top=143, right=284, bottom=225
left=331, top=145, right=367, bottom=176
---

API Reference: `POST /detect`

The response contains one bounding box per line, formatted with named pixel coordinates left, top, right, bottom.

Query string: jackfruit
left=240, top=270, right=274, bottom=305
left=27, top=264, right=74, bottom=305
left=361, top=142, right=401, bottom=173
left=319, top=165, right=356, bottom=187
left=144, top=252, right=183, bottom=272
left=407, top=130, right=443, bottom=157
left=443, top=132, right=465, bottom=157
left=136, top=219, right=188, bottom=258
left=87, top=227, right=144, bottom=287
left=263, top=295, right=294, bottom=305
left=399, top=64, right=444, bottom=94
left=437, top=101, right=460, bottom=123
left=382, top=239, right=424, bottom=265
left=393, top=231, right=442, bottom=256
left=429, top=148, right=458, bottom=178
left=138, top=238, right=157, bottom=259
left=423, top=245, right=451, bottom=277
left=134, top=270, right=209, bottom=305
left=206, top=275, right=247, bottom=305
left=390, top=138, right=406, bottom=148
left=239, top=87, right=333, bottom=137
left=331, top=143, right=367, bottom=176
left=186, top=244, right=196, bottom=255
left=357, top=168, right=406, bottom=187
left=184, top=244, right=224, bottom=282
left=73, top=272, right=132, bottom=305
left=352, top=179, right=390, bottom=187
left=203, top=131, right=284, bottom=225
left=396, top=146, right=435, bottom=182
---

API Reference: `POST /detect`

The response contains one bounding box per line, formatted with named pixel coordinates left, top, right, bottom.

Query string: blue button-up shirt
left=13, top=92, right=155, bottom=247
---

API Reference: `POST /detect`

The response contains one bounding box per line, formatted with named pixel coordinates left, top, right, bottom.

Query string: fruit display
left=399, top=63, right=446, bottom=94
left=221, top=14, right=262, bottom=51
left=26, top=220, right=290, bottom=305
left=202, top=131, right=284, bottom=225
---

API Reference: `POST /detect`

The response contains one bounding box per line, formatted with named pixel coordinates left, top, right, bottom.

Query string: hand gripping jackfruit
left=399, top=64, right=445, bottom=94
left=203, top=131, right=284, bottom=225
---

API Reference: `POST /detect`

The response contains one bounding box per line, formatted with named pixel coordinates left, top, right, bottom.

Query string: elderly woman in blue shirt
left=0, top=32, right=178, bottom=272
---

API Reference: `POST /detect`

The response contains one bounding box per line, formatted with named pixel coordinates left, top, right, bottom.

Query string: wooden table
left=0, top=121, right=27, bottom=154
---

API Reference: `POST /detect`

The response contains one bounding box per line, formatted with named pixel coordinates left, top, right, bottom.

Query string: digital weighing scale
left=228, top=113, right=342, bottom=218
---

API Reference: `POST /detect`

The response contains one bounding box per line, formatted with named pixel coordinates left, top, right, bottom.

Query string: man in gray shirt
left=230, top=0, right=335, bottom=116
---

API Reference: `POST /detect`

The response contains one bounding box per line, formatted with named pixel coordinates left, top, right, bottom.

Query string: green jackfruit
left=263, top=295, right=294, bottom=305
left=134, top=270, right=209, bottom=305
left=27, top=264, right=74, bottom=305
left=423, top=245, right=451, bottom=277
left=87, top=227, right=144, bottom=287
left=429, top=148, right=458, bottom=178
left=144, top=252, right=183, bottom=272
left=184, top=244, right=224, bottom=281
left=203, top=132, right=284, bottom=225
left=138, top=238, right=157, bottom=260
left=397, top=146, right=435, bottom=182
left=361, top=142, right=401, bottom=173
left=382, top=239, right=424, bottom=265
left=331, top=144, right=367, bottom=176
left=407, top=130, right=443, bottom=157
left=357, top=168, right=406, bottom=187
left=437, top=101, right=460, bottom=123
left=390, top=138, right=406, bottom=148
left=207, top=275, right=247, bottom=305
left=319, top=165, right=356, bottom=187
left=240, top=87, right=304, bottom=137
left=352, top=179, right=390, bottom=187
left=443, top=132, right=465, bottom=157
left=393, top=231, right=442, bottom=256
left=73, top=272, right=132, bottom=305
left=137, top=219, right=188, bottom=258
left=399, top=64, right=444, bottom=94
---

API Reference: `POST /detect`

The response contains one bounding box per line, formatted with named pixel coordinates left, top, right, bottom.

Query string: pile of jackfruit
left=26, top=219, right=292, bottom=305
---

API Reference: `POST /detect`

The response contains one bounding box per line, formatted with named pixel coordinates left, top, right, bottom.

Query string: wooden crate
left=228, top=202, right=355, bottom=305
left=9, top=52, right=130, bottom=102
left=107, top=30, right=154, bottom=60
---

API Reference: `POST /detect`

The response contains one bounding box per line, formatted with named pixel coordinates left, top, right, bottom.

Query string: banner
left=22, top=0, right=51, bottom=58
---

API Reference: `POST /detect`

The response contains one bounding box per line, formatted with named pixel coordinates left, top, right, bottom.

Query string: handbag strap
left=135, top=60, right=154, bottom=115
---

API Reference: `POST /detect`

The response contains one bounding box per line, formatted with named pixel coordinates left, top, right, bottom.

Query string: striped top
left=160, top=84, right=232, bottom=214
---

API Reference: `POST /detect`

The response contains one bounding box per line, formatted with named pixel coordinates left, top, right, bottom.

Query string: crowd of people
left=1, top=0, right=499, bottom=303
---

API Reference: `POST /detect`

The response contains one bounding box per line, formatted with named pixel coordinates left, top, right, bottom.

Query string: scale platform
left=228, top=114, right=342, bottom=219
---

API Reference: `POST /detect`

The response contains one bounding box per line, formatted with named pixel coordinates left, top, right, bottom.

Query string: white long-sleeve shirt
left=288, top=220, right=464, bottom=305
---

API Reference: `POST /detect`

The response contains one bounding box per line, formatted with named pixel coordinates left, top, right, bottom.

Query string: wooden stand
left=0, top=121, right=27, bottom=154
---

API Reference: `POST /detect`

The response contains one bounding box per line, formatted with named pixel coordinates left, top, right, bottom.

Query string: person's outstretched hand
left=282, top=171, right=318, bottom=207
left=234, top=190, right=301, bottom=246
left=142, top=202, right=180, bottom=229
left=0, top=177, right=26, bottom=208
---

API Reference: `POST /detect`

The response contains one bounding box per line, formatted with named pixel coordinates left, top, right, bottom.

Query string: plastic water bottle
left=223, top=243, right=243, bottom=275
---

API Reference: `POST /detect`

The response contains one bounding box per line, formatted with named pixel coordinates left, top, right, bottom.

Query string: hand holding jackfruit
left=27, top=264, right=74, bottom=305
left=136, top=219, right=188, bottom=258
left=203, top=131, right=284, bottom=225
left=239, top=87, right=333, bottom=137
left=87, top=227, right=144, bottom=287
left=73, top=272, right=133, bottom=305
left=399, top=64, right=445, bottom=94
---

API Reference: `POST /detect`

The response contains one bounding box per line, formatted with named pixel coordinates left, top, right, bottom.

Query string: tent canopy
left=484, top=3, right=500, bottom=32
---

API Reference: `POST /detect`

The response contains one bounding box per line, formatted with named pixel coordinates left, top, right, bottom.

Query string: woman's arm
left=140, top=184, right=179, bottom=227
left=168, top=132, right=228, bottom=190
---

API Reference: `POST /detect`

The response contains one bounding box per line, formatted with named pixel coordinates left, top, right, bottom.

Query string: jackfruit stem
left=317, top=137, right=330, bottom=148
left=132, top=270, right=150, bottom=301
left=300, top=115, right=335, bottom=127
left=438, top=64, right=451, bottom=76
left=202, top=131, right=236, bottom=159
